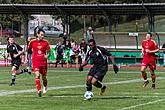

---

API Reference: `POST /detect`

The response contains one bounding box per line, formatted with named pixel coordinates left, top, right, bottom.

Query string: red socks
left=36, top=78, right=41, bottom=93
left=151, top=74, right=156, bottom=83
left=142, top=73, right=147, bottom=81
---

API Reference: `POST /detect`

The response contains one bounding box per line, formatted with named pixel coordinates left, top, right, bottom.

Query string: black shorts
left=11, top=59, right=21, bottom=70
left=88, top=66, right=108, bottom=82
left=56, top=55, right=63, bottom=60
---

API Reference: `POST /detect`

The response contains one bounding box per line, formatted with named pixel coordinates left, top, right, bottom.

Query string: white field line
left=47, top=70, right=165, bottom=74
left=117, top=98, right=165, bottom=110
left=0, top=77, right=165, bottom=96
left=51, top=95, right=165, bottom=98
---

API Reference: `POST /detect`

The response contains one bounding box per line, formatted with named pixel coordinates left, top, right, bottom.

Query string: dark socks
left=94, top=81, right=102, bottom=88
left=11, top=75, right=16, bottom=83
left=86, top=83, right=92, bottom=91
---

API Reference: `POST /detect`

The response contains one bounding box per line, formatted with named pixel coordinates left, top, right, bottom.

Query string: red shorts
left=141, top=56, right=156, bottom=70
left=32, top=60, right=47, bottom=75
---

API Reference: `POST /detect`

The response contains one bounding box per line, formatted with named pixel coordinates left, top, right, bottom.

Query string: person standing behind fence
left=4, top=35, right=31, bottom=86
left=141, top=32, right=159, bottom=89
left=27, top=36, right=32, bottom=71
left=25, top=29, right=50, bottom=97
left=79, top=39, right=87, bottom=64
left=86, top=27, right=94, bottom=42
left=54, top=41, right=65, bottom=67
left=162, top=43, right=165, bottom=66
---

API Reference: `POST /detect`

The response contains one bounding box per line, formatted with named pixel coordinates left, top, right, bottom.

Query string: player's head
left=81, top=39, right=86, bottom=43
left=88, top=39, right=96, bottom=50
left=27, top=36, right=31, bottom=42
left=7, top=35, right=14, bottom=44
left=37, top=29, right=45, bottom=40
left=146, top=32, right=152, bottom=41
left=88, top=27, right=92, bottom=31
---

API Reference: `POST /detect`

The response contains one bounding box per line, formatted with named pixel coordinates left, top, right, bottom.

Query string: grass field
left=0, top=66, right=165, bottom=110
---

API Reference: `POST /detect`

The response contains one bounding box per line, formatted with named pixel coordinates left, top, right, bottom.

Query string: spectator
left=86, top=27, right=94, bottom=42
left=54, top=41, right=65, bottom=67
left=162, top=43, right=165, bottom=66
left=79, top=39, right=87, bottom=64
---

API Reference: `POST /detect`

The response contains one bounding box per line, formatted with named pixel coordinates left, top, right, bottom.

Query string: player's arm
left=17, top=49, right=24, bottom=57
left=99, top=46, right=116, bottom=65
left=146, top=41, right=159, bottom=53
left=99, top=47, right=119, bottom=73
left=13, top=44, right=24, bottom=58
left=3, top=53, right=9, bottom=59
left=146, top=48, right=159, bottom=53
left=79, top=51, right=90, bottom=71
left=25, top=41, right=32, bottom=63
left=3, top=47, right=9, bottom=59
left=44, top=42, right=50, bottom=59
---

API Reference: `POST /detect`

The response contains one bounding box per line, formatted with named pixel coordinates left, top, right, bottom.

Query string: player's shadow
left=95, top=96, right=138, bottom=100
left=9, top=83, right=35, bottom=86
left=48, top=93, right=82, bottom=97
left=0, top=82, right=9, bottom=85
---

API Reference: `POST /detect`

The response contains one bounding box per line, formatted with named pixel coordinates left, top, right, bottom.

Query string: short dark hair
left=147, top=32, right=152, bottom=37
left=88, top=39, right=96, bottom=45
left=7, top=35, right=14, bottom=41
left=37, top=28, right=45, bottom=34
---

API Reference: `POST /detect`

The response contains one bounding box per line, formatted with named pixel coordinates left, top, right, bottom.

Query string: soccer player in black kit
left=79, top=39, right=118, bottom=100
left=4, top=36, right=31, bottom=86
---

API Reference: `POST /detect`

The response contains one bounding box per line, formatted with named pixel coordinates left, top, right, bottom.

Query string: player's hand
left=24, top=59, right=28, bottom=64
left=13, top=54, right=18, bottom=58
left=113, top=64, right=119, bottom=74
left=44, top=54, right=49, bottom=59
left=146, top=49, right=150, bottom=53
left=2, top=54, right=6, bottom=59
left=79, top=66, right=83, bottom=72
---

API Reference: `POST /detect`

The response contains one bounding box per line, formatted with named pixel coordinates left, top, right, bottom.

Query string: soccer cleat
left=152, top=83, right=156, bottom=89
left=9, top=82, right=15, bottom=86
left=143, top=80, right=149, bottom=88
left=38, top=90, right=42, bottom=97
left=27, top=69, right=31, bottom=75
left=43, top=86, right=48, bottom=94
left=99, top=85, right=106, bottom=96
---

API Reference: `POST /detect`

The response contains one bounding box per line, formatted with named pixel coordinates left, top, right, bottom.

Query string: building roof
left=0, top=3, right=165, bottom=15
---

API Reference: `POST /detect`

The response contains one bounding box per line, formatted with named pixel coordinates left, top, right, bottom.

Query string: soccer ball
left=84, top=91, right=94, bottom=100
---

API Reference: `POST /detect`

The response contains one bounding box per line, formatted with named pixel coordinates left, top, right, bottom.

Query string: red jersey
left=28, top=39, right=50, bottom=65
left=142, top=39, right=158, bottom=58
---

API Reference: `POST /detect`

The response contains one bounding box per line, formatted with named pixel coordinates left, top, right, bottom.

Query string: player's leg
left=141, top=58, right=149, bottom=87
left=34, top=68, right=42, bottom=97
left=84, top=75, right=93, bottom=100
left=92, top=70, right=106, bottom=96
left=86, top=68, right=96, bottom=92
left=141, top=66, right=149, bottom=87
left=16, top=69, right=31, bottom=75
left=41, top=66, right=48, bottom=94
left=86, top=75, right=93, bottom=91
left=60, top=55, right=64, bottom=67
left=27, top=53, right=32, bottom=71
left=14, top=59, right=31, bottom=75
left=9, top=65, right=17, bottom=86
left=149, top=61, right=156, bottom=89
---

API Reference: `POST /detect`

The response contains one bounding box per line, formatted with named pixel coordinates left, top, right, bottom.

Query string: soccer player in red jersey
left=26, top=29, right=50, bottom=97
left=141, top=32, right=159, bottom=89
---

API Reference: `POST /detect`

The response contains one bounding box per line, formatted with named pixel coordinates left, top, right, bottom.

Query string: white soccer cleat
left=43, top=86, right=48, bottom=94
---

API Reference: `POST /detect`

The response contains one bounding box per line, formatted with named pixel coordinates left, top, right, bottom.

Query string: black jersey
left=7, top=43, right=23, bottom=60
left=55, top=44, right=65, bottom=55
left=85, top=46, right=112, bottom=67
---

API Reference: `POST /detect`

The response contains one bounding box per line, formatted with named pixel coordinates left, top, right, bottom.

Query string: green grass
left=0, top=67, right=165, bottom=110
